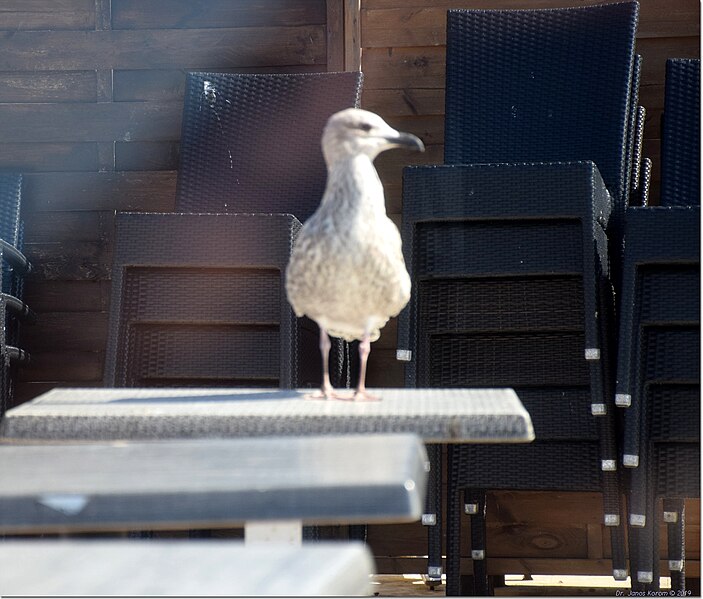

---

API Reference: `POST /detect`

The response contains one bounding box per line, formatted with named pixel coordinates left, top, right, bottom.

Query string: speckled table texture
left=0, top=387, right=534, bottom=443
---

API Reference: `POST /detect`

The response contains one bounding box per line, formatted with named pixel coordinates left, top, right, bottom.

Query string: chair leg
left=445, top=444, right=462, bottom=596
left=347, top=524, right=367, bottom=543
left=601, top=441, right=627, bottom=578
left=424, top=443, right=443, bottom=587
left=635, top=446, right=656, bottom=588
left=608, top=516, right=628, bottom=581
left=467, top=489, right=489, bottom=595
left=664, top=498, right=686, bottom=592
left=629, top=525, right=647, bottom=592
left=651, top=496, right=662, bottom=591
left=627, top=476, right=647, bottom=592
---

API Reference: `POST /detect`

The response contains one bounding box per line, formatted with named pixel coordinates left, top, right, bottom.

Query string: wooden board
left=22, top=172, right=176, bottom=212
left=0, top=27, right=326, bottom=71
left=111, top=0, right=326, bottom=29
left=0, top=0, right=95, bottom=31
left=361, top=1, right=700, bottom=49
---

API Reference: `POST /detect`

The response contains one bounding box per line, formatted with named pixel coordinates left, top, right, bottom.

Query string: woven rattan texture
left=624, top=208, right=700, bottom=255
left=176, top=72, right=363, bottom=222
left=0, top=175, right=30, bottom=409
left=0, top=294, right=9, bottom=416
left=424, top=331, right=590, bottom=388
left=125, top=323, right=281, bottom=386
left=444, top=2, right=638, bottom=222
left=626, top=55, right=643, bottom=197
left=0, top=174, right=23, bottom=300
left=418, top=276, right=584, bottom=332
left=0, top=174, right=22, bottom=248
left=660, top=59, right=700, bottom=206
left=484, top=388, right=597, bottom=440
left=105, top=213, right=304, bottom=388
left=641, top=326, right=700, bottom=383
left=451, top=442, right=602, bottom=490
left=403, top=162, right=612, bottom=224
left=653, top=444, right=700, bottom=497
left=616, top=206, right=700, bottom=398
left=112, top=213, right=299, bottom=267
left=122, top=267, right=281, bottom=323
left=630, top=106, right=646, bottom=196
left=648, top=385, right=700, bottom=442
left=416, top=221, right=583, bottom=277
left=638, top=266, right=699, bottom=323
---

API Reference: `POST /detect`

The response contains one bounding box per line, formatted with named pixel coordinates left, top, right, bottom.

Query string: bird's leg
left=305, top=326, right=338, bottom=400
left=353, top=330, right=380, bottom=402
left=319, top=327, right=335, bottom=398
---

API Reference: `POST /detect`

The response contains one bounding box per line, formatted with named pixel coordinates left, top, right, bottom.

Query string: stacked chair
left=104, top=72, right=363, bottom=390
left=397, top=3, right=640, bottom=594
left=617, top=58, right=700, bottom=592
left=0, top=173, right=34, bottom=416
left=104, top=212, right=307, bottom=388
left=659, top=59, right=700, bottom=207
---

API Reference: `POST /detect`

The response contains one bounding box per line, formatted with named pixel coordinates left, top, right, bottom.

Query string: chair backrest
left=175, top=72, right=363, bottom=222
left=444, top=2, right=639, bottom=227
left=660, top=58, right=700, bottom=206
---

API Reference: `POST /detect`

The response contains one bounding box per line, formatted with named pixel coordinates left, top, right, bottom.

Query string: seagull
left=285, top=108, right=425, bottom=401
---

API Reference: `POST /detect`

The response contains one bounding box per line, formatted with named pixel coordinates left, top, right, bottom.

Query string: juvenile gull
left=286, top=108, right=424, bottom=401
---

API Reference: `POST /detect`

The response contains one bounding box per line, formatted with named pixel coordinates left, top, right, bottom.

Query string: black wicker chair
left=401, top=163, right=625, bottom=595
left=397, top=3, right=640, bottom=593
left=616, top=207, right=700, bottom=592
left=660, top=59, right=700, bottom=207
left=174, top=71, right=363, bottom=390
left=105, top=71, right=363, bottom=391
left=443, top=3, right=639, bottom=271
left=618, top=59, right=700, bottom=591
left=104, top=213, right=311, bottom=389
left=176, top=72, right=363, bottom=222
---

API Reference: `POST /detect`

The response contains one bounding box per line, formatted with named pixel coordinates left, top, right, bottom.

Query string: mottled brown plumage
left=286, top=108, right=424, bottom=400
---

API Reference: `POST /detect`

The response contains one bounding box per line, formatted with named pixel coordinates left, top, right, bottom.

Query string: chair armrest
left=1, top=293, right=37, bottom=324
left=0, top=239, right=31, bottom=275
left=6, top=346, right=30, bottom=365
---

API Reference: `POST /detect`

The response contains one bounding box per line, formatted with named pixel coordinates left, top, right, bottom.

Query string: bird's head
left=322, top=108, right=425, bottom=164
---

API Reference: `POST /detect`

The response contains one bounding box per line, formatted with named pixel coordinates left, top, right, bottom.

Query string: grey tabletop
left=0, top=540, right=375, bottom=596
left=0, top=434, right=427, bottom=534
left=0, top=387, right=534, bottom=443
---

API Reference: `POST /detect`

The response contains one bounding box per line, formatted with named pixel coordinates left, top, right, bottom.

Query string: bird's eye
left=358, top=123, right=373, bottom=132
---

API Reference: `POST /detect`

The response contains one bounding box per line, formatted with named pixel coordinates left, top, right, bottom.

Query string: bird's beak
left=388, top=131, right=425, bottom=152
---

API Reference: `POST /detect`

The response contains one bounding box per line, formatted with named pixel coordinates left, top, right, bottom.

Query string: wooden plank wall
left=357, top=0, right=700, bottom=579
left=5, top=0, right=340, bottom=404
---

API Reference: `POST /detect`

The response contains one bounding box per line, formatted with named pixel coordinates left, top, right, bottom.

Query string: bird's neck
left=323, top=155, right=386, bottom=215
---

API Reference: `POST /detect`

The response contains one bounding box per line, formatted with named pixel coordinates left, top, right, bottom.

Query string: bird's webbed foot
left=304, top=385, right=351, bottom=401
left=352, top=389, right=381, bottom=402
